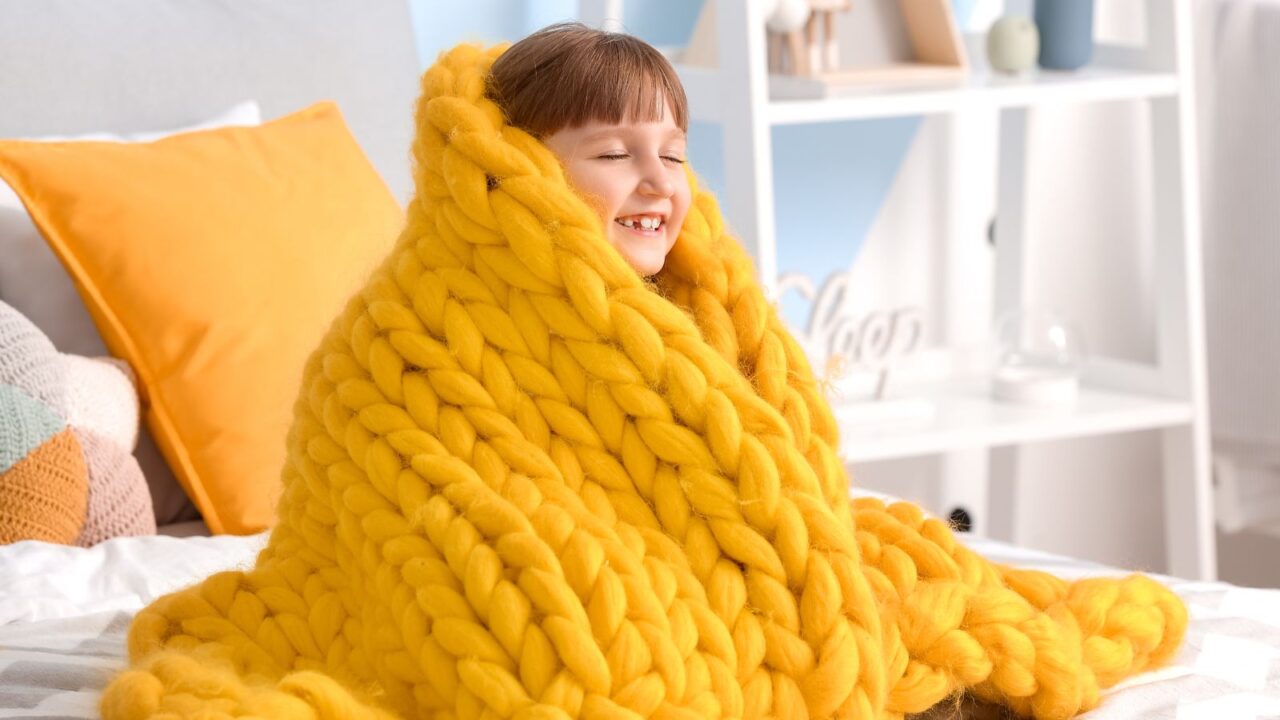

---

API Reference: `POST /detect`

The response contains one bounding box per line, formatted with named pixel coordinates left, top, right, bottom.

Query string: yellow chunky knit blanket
left=101, top=44, right=1186, bottom=720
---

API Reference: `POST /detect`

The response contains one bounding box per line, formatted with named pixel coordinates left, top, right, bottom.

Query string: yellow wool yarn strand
left=100, top=42, right=1187, bottom=720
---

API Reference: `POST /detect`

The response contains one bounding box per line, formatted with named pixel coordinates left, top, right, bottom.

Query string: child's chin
left=610, top=235, right=667, bottom=275
left=635, top=259, right=665, bottom=276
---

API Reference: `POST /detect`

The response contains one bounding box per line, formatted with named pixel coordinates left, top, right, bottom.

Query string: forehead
left=575, top=121, right=687, bottom=141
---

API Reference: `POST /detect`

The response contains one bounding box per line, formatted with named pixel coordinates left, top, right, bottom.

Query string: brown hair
left=485, top=22, right=688, bottom=138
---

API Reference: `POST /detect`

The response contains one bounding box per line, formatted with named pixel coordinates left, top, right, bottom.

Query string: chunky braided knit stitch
left=100, top=43, right=1186, bottom=720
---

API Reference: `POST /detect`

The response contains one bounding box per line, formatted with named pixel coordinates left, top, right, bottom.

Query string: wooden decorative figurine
left=766, top=0, right=814, bottom=76
left=806, top=0, right=853, bottom=74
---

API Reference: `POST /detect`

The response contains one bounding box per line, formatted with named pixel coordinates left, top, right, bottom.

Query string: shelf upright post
left=959, top=0, right=1034, bottom=545
left=577, top=0, right=624, bottom=32
left=986, top=103, right=1033, bottom=544
left=716, top=0, right=780, bottom=292
left=939, top=103, right=999, bottom=537
left=1145, top=0, right=1215, bottom=580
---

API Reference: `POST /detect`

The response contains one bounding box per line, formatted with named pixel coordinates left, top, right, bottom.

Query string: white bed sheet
left=2, top=534, right=1279, bottom=719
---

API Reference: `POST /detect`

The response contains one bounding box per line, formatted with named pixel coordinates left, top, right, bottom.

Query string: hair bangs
left=578, top=37, right=688, bottom=131
left=486, top=22, right=689, bottom=138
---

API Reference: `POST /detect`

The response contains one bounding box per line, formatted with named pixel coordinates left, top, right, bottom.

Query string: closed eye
left=596, top=153, right=686, bottom=164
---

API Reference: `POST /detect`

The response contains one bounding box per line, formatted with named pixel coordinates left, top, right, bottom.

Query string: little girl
left=485, top=22, right=692, bottom=277
left=100, top=21, right=1189, bottom=720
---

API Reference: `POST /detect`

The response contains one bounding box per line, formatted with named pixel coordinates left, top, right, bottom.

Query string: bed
left=0, top=1, right=1278, bottom=718
left=3, top=533, right=1279, bottom=718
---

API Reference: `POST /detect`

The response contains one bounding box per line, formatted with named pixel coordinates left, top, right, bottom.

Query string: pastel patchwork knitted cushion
left=0, top=301, right=154, bottom=546
left=101, top=44, right=1186, bottom=719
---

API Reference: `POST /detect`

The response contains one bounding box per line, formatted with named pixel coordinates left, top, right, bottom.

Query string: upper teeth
left=619, top=216, right=662, bottom=230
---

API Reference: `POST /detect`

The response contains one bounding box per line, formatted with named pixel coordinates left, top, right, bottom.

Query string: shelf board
left=771, top=65, right=1179, bottom=124
left=674, top=62, right=1179, bottom=125
left=835, top=377, right=1193, bottom=463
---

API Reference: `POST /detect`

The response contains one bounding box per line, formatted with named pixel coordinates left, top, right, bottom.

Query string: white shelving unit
left=579, top=1, right=1214, bottom=580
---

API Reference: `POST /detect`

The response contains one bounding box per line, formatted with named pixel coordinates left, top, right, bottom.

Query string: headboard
left=0, top=0, right=421, bottom=201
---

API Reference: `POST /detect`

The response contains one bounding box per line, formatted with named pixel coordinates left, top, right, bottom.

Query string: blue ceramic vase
left=1034, top=0, right=1095, bottom=71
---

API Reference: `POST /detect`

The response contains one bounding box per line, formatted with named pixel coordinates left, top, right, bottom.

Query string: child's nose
left=634, top=152, right=675, bottom=194
left=639, top=179, right=673, bottom=197
left=639, top=165, right=674, bottom=197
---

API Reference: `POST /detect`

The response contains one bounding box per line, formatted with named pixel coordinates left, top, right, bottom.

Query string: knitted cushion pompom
left=101, top=43, right=1186, bottom=720
left=0, top=301, right=153, bottom=545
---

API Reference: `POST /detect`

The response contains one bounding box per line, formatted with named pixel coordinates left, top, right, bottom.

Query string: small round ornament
left=986, top=15, right=1040, bottom=74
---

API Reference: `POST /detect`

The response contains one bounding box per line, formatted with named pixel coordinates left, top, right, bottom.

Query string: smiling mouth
left=614, top=214, right=666, bottom=235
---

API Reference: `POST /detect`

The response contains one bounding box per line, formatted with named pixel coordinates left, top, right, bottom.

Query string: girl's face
left=544, top=102, right=690, bottom=276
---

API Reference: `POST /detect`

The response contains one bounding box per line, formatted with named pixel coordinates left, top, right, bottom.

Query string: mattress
left=2, top=534, right=1278, bottom=719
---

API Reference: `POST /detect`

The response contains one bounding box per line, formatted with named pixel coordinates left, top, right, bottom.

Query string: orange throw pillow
left=0, top=103, right=403, bottom=534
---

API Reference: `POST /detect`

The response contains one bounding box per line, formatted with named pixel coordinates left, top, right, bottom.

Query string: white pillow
left=0, top=101, right=261, bottom=528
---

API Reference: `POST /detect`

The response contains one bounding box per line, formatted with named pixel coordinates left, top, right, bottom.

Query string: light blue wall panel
left=621, top=1, right=704, bottom=45
left=522, top=0, right=578, bottom=33
left=411, top=0, right=701, bottom=61
left=409, top=1, right=525, bottom=64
